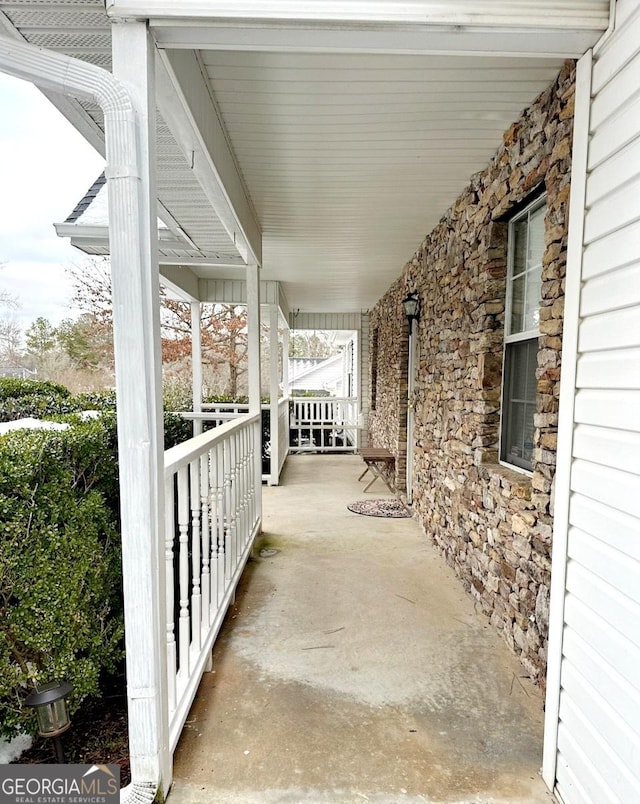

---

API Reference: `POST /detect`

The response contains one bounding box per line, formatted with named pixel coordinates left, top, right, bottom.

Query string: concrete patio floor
left=168, top=454, right=554, bottom=804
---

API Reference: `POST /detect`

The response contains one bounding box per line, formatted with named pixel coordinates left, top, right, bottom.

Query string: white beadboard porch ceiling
left=199, top=50, right=563, bottom=310
left=0, top=0, right=611, bottom=312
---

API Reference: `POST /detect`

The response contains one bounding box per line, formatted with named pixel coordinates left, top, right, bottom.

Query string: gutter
left=0, top=35, right=159, bottom=804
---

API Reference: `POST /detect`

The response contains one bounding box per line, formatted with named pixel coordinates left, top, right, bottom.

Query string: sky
left=0, top=72, right=105, bottom=331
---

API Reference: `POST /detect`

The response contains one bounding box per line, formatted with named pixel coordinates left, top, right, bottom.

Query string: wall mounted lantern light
left=402, top=292, right=420, bottom=327
left=25, top=680, right=73, bottom=762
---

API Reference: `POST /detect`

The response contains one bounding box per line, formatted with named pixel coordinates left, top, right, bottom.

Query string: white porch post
left=269, top=304, right=280, bottom=485
left=111, top=21, right=171, bottom=797
left=282, top=322, right=290, bottom=399
left=246, top=265, right=263, bottom=520
left=191, top=301, right=203, bottom=437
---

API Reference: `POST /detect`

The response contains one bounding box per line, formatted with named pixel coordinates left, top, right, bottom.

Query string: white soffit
left=0, top=0, right=246, bottom=267
left=197, top=49, right=565, bottom=310
left=128, top=0, right=608, bottom=311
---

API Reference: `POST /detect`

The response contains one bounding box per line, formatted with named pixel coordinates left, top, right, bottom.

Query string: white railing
left=289, top=396, right=359, bottom=453
left=179, top=400, right=289, bottom=484
left=278, top=397, right=289, bottom=474
left=164, top=414, right=261, bottom=751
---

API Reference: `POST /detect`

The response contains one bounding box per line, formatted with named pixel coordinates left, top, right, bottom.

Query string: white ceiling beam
left=155, top=48, right=262, bottom=265
left=149, top=25, right=600, bottom=59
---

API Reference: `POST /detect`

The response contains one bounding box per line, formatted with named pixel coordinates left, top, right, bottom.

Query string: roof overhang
left=106, top=0, right=609, bottom=57
left=1, top=0, right=611, bottom=314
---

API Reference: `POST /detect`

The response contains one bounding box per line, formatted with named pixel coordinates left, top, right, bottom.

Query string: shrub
left=0, top=379, right=71, bottom=402
left=0, top=421, right=123, bottom=739
left=0, top=378, right=76, bottom=422
left=0, top=380, right=197, bottom=739
left=164, top=411, right=193, bottom=449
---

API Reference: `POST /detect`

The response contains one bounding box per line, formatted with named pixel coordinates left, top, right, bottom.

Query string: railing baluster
left=216, top=442, right=226, bottom=605
left=190, top=458, right=201, bottom=653
left=177, top=466, right=190, bottom=682
left=200, top=452, right=210, bottom=633
left=208, top=444, right=218, bottom=616
left=164, top=475, right=177, bottom=713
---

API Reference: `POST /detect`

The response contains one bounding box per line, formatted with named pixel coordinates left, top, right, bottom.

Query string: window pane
left=524, top=265, right=542, bottom=331
left=527, top=204, right=545, bottom=269
left=501, top=339, right=537, bottom=471
left=512, top=219, right=528, bottom=276
left=508, top=199, right=545, bottom=335
left=510, top=274, right=525, bottom=333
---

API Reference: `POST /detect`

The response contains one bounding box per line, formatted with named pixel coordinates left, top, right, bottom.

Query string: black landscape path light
left=25, top=680, right=73, bottom=763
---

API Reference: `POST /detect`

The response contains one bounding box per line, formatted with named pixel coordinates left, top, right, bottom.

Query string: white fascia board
left=156, top=48, right=262, bottom=265
left=108, top=1, right=608, bottom=57
left=106, top=1, right=609, bottom=29
left=55, top=222, right=246, bottom=268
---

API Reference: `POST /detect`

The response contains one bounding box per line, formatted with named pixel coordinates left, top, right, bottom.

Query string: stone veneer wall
left=368, top=61, right=575, bottom=683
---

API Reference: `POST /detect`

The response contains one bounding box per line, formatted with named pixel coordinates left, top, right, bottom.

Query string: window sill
left=481, top=462, right=532, bottom=501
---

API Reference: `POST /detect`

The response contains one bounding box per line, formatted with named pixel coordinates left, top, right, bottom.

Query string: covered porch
left=169, top=454, right=550, bottom=804
left=1, top=1, right=639, bottom=802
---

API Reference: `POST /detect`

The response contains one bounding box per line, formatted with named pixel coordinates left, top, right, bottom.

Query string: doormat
left=347, top=499, right=410, bottom=518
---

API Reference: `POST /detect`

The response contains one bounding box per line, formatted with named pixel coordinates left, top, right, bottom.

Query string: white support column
left=269, top=304, right=280, bottom=485
left=246, top=264, right=263, bottom=522
left=542, top=49, right=593, bottom=791
left=191, top=301, right=203, bottom=437
left=111, top=21, right=171, bottom=798
left=282, top=321, right=290, bottom=399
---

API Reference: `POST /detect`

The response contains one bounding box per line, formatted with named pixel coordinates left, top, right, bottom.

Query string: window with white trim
left=500, top=196, right=545, bottom=472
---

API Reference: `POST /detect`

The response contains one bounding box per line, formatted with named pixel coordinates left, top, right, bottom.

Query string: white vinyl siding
left=544, top=1, right=640, bottom=800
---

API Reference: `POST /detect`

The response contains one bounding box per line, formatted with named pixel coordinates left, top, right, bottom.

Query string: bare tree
left=66, top=257, right=251, bottom=397
left=0, top=267, right=23, bottom=366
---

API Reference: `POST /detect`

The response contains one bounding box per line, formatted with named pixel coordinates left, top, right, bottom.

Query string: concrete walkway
left=168, top=455, right=553, bottom=804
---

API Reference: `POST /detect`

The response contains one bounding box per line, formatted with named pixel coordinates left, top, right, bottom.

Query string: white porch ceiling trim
left=107, top=0, right=610, bottom=58
left=156, top=48, right=261, bottom=265
left=106, top=0, right=608, bottom=28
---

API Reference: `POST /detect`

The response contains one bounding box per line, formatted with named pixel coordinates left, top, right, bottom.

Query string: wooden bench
left=357, top=448, right=395, bottom=493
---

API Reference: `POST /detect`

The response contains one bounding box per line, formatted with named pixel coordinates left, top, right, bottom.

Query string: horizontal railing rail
left=164, top=413, right=261, bottom=752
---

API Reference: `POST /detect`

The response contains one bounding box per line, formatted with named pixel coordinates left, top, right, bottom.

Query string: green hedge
left=0, top=419, right=123, bottom=739
left=0, top=379, right=218, bottom=738
left=0, top=378, right=78, bottom=422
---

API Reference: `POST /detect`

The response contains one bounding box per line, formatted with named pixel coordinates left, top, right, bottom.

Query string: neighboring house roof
left=289, top=353, right=343, bottom=391
left=55, top=174, right=205, bottom=264
left=0, top=366, right=36, bottom=379
left=64, top=173, right=107, bottom=224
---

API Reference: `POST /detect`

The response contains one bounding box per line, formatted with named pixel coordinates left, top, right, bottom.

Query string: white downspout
left=0, top=36, right=166, bottom=803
